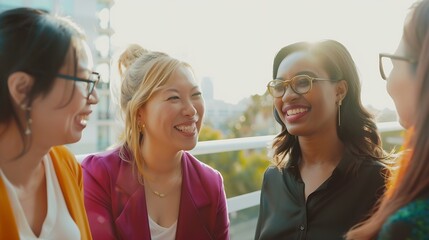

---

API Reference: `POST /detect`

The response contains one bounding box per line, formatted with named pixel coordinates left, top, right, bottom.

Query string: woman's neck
left=298, top=134, right=344, bottom=166
left=0, top=122, right=48, bottom=186
left=141, top=148, right=182, bottom=177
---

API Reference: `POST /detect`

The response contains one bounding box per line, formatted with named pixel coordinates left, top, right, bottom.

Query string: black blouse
left=255, top=151, right=387, bottom=240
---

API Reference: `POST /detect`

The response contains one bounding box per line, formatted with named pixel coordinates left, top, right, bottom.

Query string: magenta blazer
left=82, top=147, right=230, bottom=240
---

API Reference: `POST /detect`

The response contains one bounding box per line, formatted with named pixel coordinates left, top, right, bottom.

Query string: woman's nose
left=281, top=85, right=299, bottom=102
left=183, top=100, right=197, bottom=116
left=88, top=89, right=99, bottom=104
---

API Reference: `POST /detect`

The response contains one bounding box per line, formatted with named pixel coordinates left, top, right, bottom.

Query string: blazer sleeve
left=215, top=172, right=230, bottom=240
left=81, top=154, right=118, bottom=240
left=254, top=168, right=269, bottom=240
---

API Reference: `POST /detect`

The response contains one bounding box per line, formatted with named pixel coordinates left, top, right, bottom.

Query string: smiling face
left=274, top=51, right=341, bottom=137
left=386, top=38, right=418, bottom=129
left=139, top=65, right=204, bottom=154
left=30, top=39, right=98, bottom=147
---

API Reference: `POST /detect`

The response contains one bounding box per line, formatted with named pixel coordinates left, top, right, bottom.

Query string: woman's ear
left=7, top=72, right=34, bottom=107
left=137, top=106, right=145, bottom=124
left=336, top=80, right=348, bottom=102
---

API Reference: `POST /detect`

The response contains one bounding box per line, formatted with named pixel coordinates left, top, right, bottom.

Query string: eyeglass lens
left=77, top=73, right=98, bottom=97
left=381, top=57, right=393, bottom=80
left=268, top=76, right=312, bottom=97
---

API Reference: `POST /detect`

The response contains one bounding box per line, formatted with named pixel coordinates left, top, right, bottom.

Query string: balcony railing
left=75, top=121, right=403, bottom=239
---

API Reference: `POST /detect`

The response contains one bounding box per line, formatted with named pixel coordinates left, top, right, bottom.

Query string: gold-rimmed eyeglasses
left=266, top=75, right=337, bottom=98
left=379, top=53, right=417, bottom=80
left=57, top=71, right=100, bottom=99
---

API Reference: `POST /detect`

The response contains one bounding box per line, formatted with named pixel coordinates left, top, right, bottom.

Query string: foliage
left=197, top=94, right=274, bottom=198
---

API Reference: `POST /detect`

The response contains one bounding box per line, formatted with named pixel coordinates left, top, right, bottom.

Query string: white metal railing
left=76, top=121, right=403, bottom=214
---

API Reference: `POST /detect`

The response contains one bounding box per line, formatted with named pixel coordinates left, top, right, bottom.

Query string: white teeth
left=176, top=125, right=195, bottom=133
left=287, top=108, right=308, bottom=116
left=79, top=115, right=89, bottom=125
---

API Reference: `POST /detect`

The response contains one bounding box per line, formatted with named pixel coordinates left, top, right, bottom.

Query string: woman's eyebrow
left=161, top=86, right=200, bottom=93
left=295, top=70, right=317, bottom=76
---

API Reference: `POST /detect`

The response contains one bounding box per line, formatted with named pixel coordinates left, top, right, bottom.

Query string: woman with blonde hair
left=82, top=44, right=229, bottom=240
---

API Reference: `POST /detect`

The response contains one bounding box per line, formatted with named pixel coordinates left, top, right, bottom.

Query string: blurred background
left=0, top=0, right=410, bottom=238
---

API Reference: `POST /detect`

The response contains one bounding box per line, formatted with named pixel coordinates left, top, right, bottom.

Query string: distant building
left=202, top=78, right=248, bottom=131
left=201, top=77, right=214, bottom=100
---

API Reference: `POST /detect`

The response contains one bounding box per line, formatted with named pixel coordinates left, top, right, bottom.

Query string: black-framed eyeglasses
left=57, top=71, right=100, bottom=99
left=379, top=53, right=417, bottom=80
left=267, top=75, right=337, bottom=97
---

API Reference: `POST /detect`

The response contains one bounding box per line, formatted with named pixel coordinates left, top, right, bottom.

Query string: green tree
left=198, top=95, right=273, bottom=197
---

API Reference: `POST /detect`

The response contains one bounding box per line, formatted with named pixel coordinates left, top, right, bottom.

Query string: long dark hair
left=0, top=8, right=81, bottom=152
left=346, top=1, right=429, bottom=239
left=271, top=40, right=386, bottom=168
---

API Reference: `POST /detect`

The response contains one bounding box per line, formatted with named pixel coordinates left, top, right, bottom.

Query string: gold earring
left=338, top=99, right=342, bottom=127
left=137, top=123, right=145, bottom=134
left=21, top=104, right=32, bottom=135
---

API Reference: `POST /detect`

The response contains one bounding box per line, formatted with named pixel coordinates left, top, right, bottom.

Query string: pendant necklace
left=144, top=169, right=182, bottom=198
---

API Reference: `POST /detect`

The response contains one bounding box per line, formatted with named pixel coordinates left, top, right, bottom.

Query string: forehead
left=276, top=51, right=325, bottom=77
left=162, top=66, right=198, bottom=88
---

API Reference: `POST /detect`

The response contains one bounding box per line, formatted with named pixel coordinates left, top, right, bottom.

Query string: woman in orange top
left=0, top=8, right=98, bottom=239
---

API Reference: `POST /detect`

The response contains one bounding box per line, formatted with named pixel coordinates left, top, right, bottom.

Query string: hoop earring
left=21, top=104, right=32, bottom=135
left=337, top=100, right=342, bottom=127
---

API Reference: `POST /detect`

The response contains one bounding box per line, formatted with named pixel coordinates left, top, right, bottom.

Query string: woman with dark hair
left=346, top=1, right=429, bottom=239
left=0, top=8, right=98, bottom=239
left=255, top=40, right=389, bottom=240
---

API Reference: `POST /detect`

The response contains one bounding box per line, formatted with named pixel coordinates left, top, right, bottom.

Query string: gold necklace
left=144, top=169, right=182, bottom=198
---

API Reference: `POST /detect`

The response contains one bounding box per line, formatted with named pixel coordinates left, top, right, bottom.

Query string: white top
left=149, top=216, right=177, bottom=240
left=0, top=155, right=80, bottom=240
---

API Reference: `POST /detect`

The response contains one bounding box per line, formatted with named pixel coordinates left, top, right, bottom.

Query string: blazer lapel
left=176, top=153, right=213, bottom=240
left=114, top=157, right=150, bottom=240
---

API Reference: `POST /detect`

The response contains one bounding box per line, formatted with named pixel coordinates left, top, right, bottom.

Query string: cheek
left=306, top=89, right=336, bottom=119
left=196, top=101, right=205, bottom=126
left=386, top=73, right=406, bottom=102
left=386, top=79, right=395, bottom=99
left=196, top=101, right=205, bottom=115
left=273, top=98, right=284, bottom=119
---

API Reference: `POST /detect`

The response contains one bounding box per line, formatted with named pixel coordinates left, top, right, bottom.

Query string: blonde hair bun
left=118, top=44, right=149, bottom=76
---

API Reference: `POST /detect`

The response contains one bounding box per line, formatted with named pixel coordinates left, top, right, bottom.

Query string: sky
left=109, top=0, right=415, bottom=110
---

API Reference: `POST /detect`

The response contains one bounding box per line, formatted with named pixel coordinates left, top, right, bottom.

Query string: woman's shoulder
left=81, top=147, right=122, bottom=166
left=263, top=165, right=284, bottom=178
left=183, top=152, right=220, bottom=174
left=80, top=147, right=126, bottom=177
left=49, top=145, right=79, bottom=171
left=388, top=197, right=429, bottom=222
left=259, top=166, right=288, bottom=191
left=379, top=197, right=429, bottom=239
left=182, top=152, right=223, bottom=186
left=350, top=154, right=389, bottom=177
